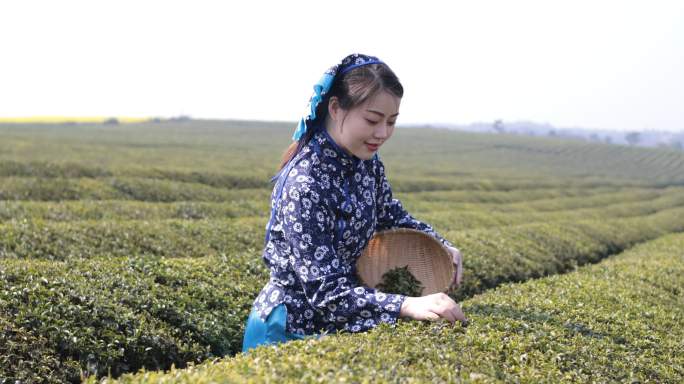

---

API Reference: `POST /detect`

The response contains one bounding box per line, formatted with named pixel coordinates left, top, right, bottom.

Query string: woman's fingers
left=448, top=247, right=463, bottom=289
left=435, top=307, right=456, bottom=324
left=456, top=251, right=463, bottom=286
left=450, top=247, right=460, bottom=264
left=432, top=295, right=457, bottom=324
left=442, top=305, right=466, bottom=324
left=432, top=294, right=467, bottom=324
left=412, top=293, right=468, bottom=325
left=452, top=304, right=467, bottom=322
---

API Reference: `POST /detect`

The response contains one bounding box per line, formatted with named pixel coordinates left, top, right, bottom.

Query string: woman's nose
left=374, top=123, right=391, bottom=139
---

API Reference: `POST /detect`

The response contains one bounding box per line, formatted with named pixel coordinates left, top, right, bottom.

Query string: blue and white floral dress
left=250, top=127, right=453, bottom=338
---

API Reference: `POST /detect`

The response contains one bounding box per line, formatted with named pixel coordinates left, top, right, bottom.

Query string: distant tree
left=493, top=119, right=505, bottom=133
left=548, top=129, right=557, bottom=137
left=670, top=141, right=683, bottom=151
left=589, top=133, right=599, bottom=141
left=625, top=131, right=641, bottom=146
left=103, top=117, right=119, bottom=125
left=604, top=136, right=613, bottom=144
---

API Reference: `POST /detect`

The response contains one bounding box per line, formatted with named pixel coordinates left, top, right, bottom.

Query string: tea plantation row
left=1, top=201, right=683, bottom=261
left=94, top=232, right=684, bottom=383
left=0, top=177, right=270, bottom=203
left=2, top=208, right=683, bottom=381
left=3, top=122, right=684, bottom=383
left=2, top=121, right=684, bottom=187
left=2, top=185, right=683, bottom=224
left=0, top=174, right=661, bottom=203
left=0, top=160, right=268, bottom=190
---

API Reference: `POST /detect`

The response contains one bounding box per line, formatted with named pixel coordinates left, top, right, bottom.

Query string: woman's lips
left=365, top=142, right=380, bottom=151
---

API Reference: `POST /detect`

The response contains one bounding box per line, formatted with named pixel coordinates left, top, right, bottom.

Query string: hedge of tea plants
left=0, top=217, right=266, bottom=260
left=0, top=184, right=623, bottom=222
left=2, top=207, right=684, bottom=382
left=95, top=232, right=684, bottom=383
left=444, top=205, right=684, bottom=299
left=3, top=121, right=684, bottom=382
left=412, top=186, right=684, bottom=231
left=0, top=176, right=270, bottom=202
left=2, top=187, right=683, bottom=262
left=3, top=120, right=684, bottom=187
left=0, top=199, right=268, bottom=222
left=0, top=185, right=662, bottom=223
left=0, top=253, right=266, bottom=382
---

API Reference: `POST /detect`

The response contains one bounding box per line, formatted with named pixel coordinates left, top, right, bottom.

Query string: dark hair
left=276, top=62, right=404, bottom=174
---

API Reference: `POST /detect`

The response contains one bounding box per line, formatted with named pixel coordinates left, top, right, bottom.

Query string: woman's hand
left=399, top=293, right=467, bottom=325
left=447, top=246, right=463, bottom=289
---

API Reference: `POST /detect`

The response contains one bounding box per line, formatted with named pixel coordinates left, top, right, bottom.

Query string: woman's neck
left=324, top=118, right=353, bottom=156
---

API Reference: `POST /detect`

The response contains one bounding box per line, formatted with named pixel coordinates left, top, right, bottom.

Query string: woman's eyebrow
left=366, top=109, right=399, bottom=117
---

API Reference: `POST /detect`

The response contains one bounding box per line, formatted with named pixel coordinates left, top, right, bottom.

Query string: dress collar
left=316, top=127, right=363, bottom=170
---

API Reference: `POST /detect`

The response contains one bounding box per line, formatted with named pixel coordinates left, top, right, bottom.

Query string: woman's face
left=325, top=90, right=401, bottom=161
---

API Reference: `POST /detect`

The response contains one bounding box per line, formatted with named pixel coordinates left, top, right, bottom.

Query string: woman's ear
left=327, top=96, right=340, bottom=122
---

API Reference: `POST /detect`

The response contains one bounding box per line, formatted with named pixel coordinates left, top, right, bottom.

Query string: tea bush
left=388, top=175, right=652, bottom=193
left=0, top=253, right=267, bottom=382
left=4, top=185, right=670, bottom=223
left=0, top=177, right=118, bottom=201
left=412, top=185, right=682, bottom=212
left=0, top=160, right=113, bottom=179
left=1, top=207, right=683, bottom=381
left=0, top=217, right=266, bottom=260
left=95, top=232, right=684, bottom=383
left=3, top=188, right=682, bottom=241
left=413, top=187, right=684, bottom=231
left=0, top=177, right=270, bottom=202
left=0, top=199, right=269, bottom=222
left=447, top=206, right=684, bottom=300
left=0, top=316, right=81, bottom=383
left=3, top=121, right=684, bottom=382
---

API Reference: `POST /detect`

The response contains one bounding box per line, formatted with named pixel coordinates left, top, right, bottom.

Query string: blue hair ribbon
left=292, top=54, right=385, bottom=142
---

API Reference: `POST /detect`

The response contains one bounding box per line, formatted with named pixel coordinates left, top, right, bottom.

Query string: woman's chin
left=350, top=145, right=379, bottom=160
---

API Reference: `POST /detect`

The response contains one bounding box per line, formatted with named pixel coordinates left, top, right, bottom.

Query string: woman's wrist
left=399, top=296, right=413, bottom=318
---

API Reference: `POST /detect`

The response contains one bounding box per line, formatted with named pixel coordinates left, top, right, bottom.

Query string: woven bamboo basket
left=356, top=228, right=454, bottom=296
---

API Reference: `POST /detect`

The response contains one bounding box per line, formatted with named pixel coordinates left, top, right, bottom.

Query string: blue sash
left=242, top=303, right=319, bottom=353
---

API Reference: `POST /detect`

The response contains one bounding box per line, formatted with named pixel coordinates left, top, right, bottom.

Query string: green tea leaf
left=375, top=265, right=424, bottom=297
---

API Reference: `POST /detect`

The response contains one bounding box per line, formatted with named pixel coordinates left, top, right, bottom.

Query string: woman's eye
left=366, top=119, right=379, bottom=125
left=388, top=121, right=396, bottom=126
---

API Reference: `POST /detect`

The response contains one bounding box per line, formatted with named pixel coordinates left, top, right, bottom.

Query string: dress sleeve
left=280, top=168, right=408, bottom=333
left=374, top=160, right=454, bottom=249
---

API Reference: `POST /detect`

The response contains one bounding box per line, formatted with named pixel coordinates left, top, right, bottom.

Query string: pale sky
left=1, top=0, right=683, bottom=132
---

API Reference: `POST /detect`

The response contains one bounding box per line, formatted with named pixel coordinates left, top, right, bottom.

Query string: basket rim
left=370, top=227, right=450, bottom=245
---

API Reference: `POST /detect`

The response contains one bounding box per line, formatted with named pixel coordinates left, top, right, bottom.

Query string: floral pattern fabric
left=251, top=128, right=453, bottom=336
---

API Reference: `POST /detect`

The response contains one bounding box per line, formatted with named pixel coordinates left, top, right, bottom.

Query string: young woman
left=242, top=53, right=466, bottom=353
